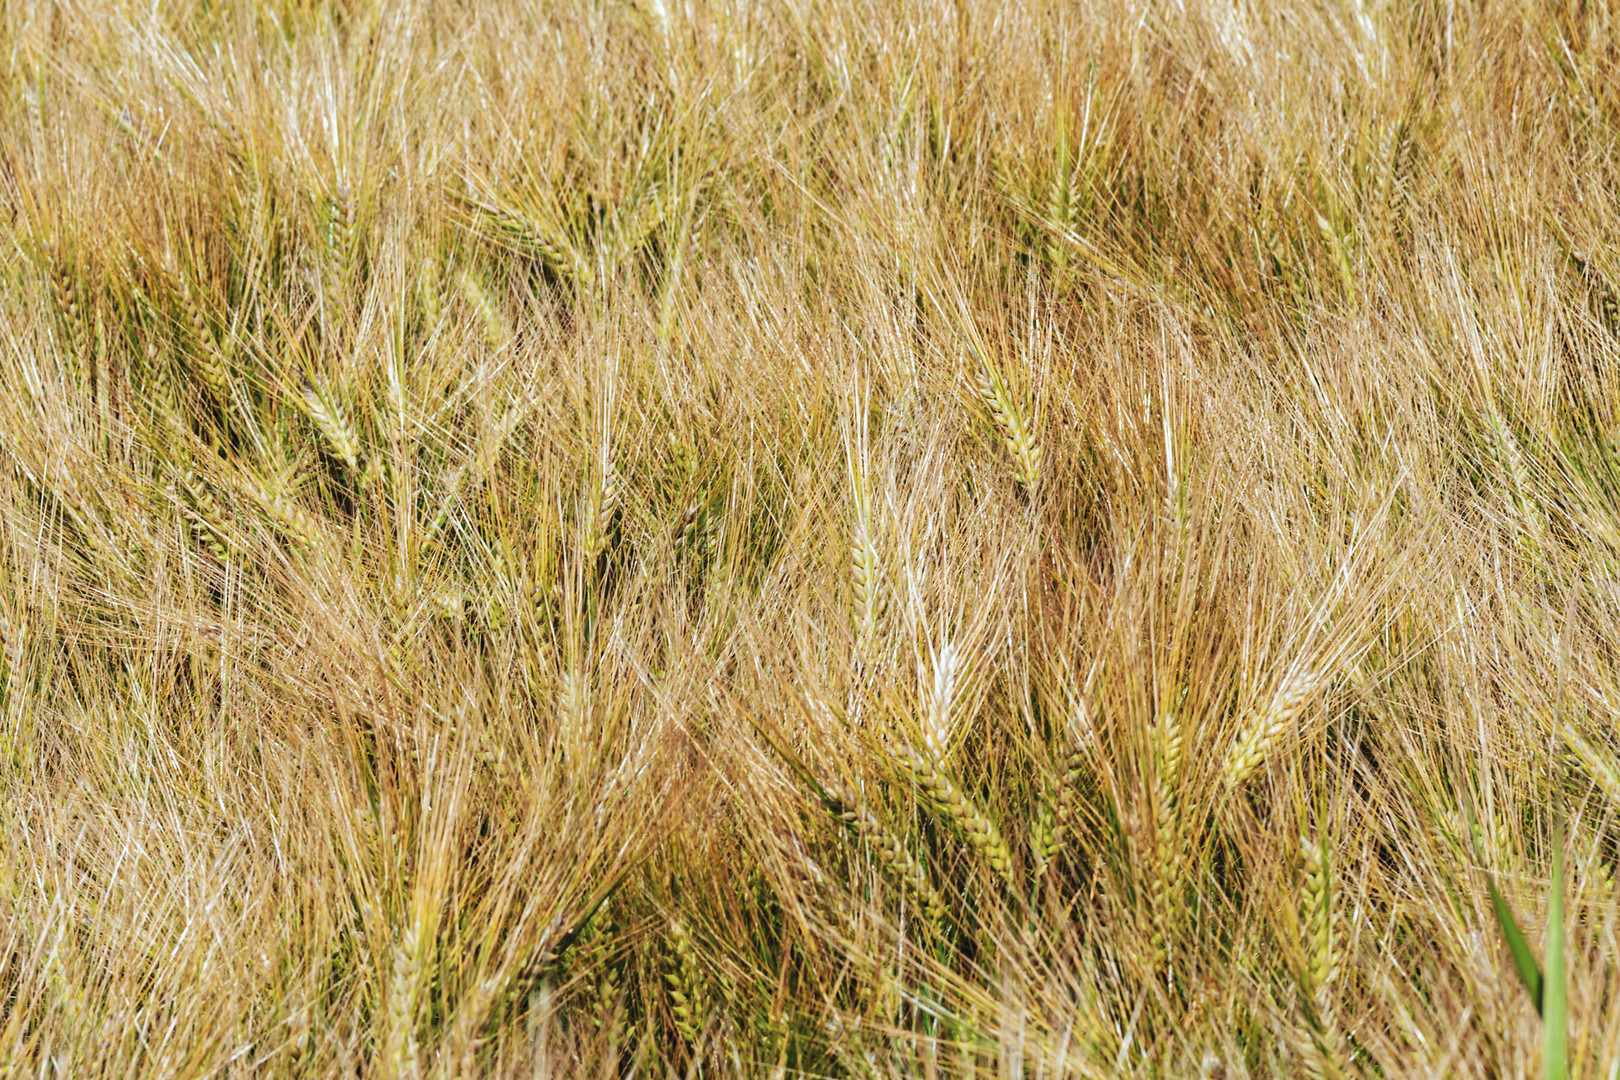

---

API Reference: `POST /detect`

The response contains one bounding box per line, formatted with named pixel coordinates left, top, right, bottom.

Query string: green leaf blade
left=1487, top=877, right=1544, bottom=1016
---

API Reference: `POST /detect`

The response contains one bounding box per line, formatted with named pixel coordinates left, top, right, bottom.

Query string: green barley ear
left=0, top=613, right=21, bottom=696
left=1562, top=724, right=1620, bottom=809
left=825, top=780, right=947, bottom=926
left=45, top=245, right=88, bottom=360
left=850, top=504, right=881, bottom=645
left=457, top=268, right=506, bottom=350
left=249, top=478, right=321, bottom=556
left=614, top=182, right=670, bottom=264
left=1030, top=797, right=1059, bottom=876
left=300, top=381, right=361, bottom=470
left=1569, top=249, right=1620, bottom=335
left=180, top=274, right=228, bottom=408
left=1225, top=669, right=1315, bottom=788
left=665, top=917, right=709, bottom=1046
left=1486, top=410, right=1547, bottom=566
left=1300, top=839, right=1339, bottom=1004
left=585, top=457, right=621, bottom=560
left=172, top=471, right=231, bottom=561
left=1299, top=835, right=1343, bottom=1079
left=418, top=253, right=442, bottom=330
left=904, top=745, right=1014, bottom=885
left=328, top=182, right=360, bottom=291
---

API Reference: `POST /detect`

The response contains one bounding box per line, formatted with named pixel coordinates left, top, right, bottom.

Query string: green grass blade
left=1542, top=833, right=1566, bottom=1080
left=1486, top=876, right=1544, bottom=1015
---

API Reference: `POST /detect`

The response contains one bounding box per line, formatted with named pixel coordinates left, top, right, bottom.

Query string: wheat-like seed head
left=664, top=917, right=708, bottom=1045
left=921, top=641, right=961, bottom=755
left=255, top=483, right=321, bottom=555
left=384, top=925, right=422, bottom=1079
left=0, top=614, right=20, bottom=682
left=1300, top=838, right=1337, bottom=1002
left=826, top=780, right=947, bottom=926
left=978, top=365, right=1043, bottom=495
left=978, top=366, right=1042, bottom=494
left=173, top=471, right=231, bottom=560
left=457, top=269, right=506, bottom=350
left=328, top=183, right=359, bottom=289
left=850, top=513, right=881, bottom=644
left=1563, top=725, right=1620, bottom=810
left=301, top=383, right=360, bottom=469
left=1225, top=669, right=1315, bottom=788
left=418, top=255, right=442, bottom=329
left=586, top=458, right=621, bottom=559
left=905, top=747, right=1014, bottom=884
left=180, top=276, right=228, bottom=406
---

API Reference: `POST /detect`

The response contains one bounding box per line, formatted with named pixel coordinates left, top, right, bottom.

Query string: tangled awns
left=3, top=0, right=1620, bottom=1076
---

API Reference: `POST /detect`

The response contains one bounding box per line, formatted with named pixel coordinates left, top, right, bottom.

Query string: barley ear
left=458, top=269, right=506, bottom=350
left=1562, top=725, right=1620, bottom=809
left=301, top=382, right=361, bottom=470
left=978, top=364, right=1042, bottom=494
left=180, top=275, right=228, bottom=408
left=905, top=747, right=1015, bottom=886
left=665, top=917, right=709, bottom=1045
left=1225, top=670, right=1314, bottom=788
left=383, top=925, right=423, bottom=1078
left=585, top=457, right=621, bottom=560
left=173, top=471, right=231, bottom=561
left=826, top=781, right=948, bottom=926
left=850, top=509, right=881, bottom=644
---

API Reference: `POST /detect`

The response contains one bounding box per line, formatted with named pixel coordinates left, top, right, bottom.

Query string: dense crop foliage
left=4, top=0, right=1620, bottom=1075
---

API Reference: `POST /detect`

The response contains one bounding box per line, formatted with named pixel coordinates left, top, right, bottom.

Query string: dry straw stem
left=1149, top=709, right=1185, bottom=967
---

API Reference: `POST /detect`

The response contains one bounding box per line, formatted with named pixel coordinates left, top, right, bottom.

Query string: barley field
left=3, top=0, right=1620, bottom=1075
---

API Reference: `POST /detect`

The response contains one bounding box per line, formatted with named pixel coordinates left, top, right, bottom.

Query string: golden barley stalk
left=850, top=511, right=881, bottom=642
